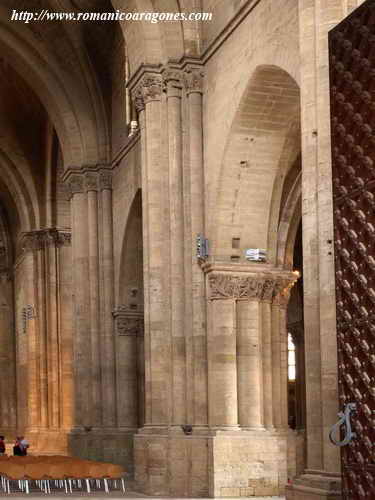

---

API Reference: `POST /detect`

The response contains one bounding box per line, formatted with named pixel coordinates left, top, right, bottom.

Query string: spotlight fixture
left=181, top=425, right=193, bottom=436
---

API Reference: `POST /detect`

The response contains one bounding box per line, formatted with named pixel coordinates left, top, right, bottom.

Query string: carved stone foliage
left=209, top=274, right=272, bottom=300
left=112, top=305, right=144, bottom=337
left=85, top=173, right=99, bottom=191
left=68, top=174, right=85, bottom=196
left=163, top=69, right=183, bottom=94
left=183, top=67, right=204, bottom=94
left=64, top=167, right=112, bottom=195
left=21, top=229, right=71, bottom=252
left=99, top=171, right=112, bottom=190
left=133, top=74, right=163, bottom=112
left=208, top=273, right=296, bottom=304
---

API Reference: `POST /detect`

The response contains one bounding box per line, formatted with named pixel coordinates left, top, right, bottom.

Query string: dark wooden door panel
left=330, top=1, right=375, bottom=499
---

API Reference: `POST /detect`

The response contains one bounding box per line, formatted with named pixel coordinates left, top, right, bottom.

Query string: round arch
left=0, top=7, right=109, bottom=168
left=0, top=149, right=38, bottom=233
left=111, top=0, right=185, bottom=74
left=213, top=65, right=300, bottom=261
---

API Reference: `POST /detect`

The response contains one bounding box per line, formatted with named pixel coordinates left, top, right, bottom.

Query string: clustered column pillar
left=205, top=267, right=297, bottom=497
left=65, top=166, right=117, bottom=439
left=129, top=65, right=210, bottom=496
left=20, top=228, right=73, bottom=451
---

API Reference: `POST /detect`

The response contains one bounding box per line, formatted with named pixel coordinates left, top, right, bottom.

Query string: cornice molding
left=112, top=131, right=140, bottom=168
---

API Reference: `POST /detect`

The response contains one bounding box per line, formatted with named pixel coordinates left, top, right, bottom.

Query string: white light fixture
left=245, top=249, right=266, bottom=262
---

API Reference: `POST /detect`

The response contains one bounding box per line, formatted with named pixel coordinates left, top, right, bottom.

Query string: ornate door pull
left=329, top=403, right=357, bottom=447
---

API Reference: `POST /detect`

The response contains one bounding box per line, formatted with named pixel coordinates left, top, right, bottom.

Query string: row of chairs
left=0, top=455, right=126, bottom=494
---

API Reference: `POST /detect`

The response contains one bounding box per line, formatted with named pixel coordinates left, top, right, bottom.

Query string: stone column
left=133, top=73, right=170, bottom=426
left=20, top=228, right=72, bottom=450
left=207, top=277, right=238, bottom=427
left=100, top=170, right=117, bottom=428
left=67, top=173, right=91, bottom=429
left=130, top=67, right=211, bottom=497
left=184, top=66, right=208, bottom=425
left=262, top=299, right=274, bottom=429
left=237, top=297, right=263, bottom=429
left=163, top=69, right=186, bottom=425
left=270, top=279, right=294, bottom=432
left=271, top=298, right=282, bottom=429
left=85, top=173, right=102, bottom=427
left=276, top=283, right=290, bottom=431
left=205, top=266, right=296, bottom=497
left=113, top=306, right=144, bottom=427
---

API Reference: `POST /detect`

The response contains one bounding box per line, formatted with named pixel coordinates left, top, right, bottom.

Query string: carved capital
left=163, top=68, right=183, bottom=95
left=208, top=274, right=278, bottom=301
left=67, top=173, right=85, bottom=197
left=142, top=74, right=163, bottom=103
left=207, top=272, right=298, bottom=303
left=99, top=170, right=112, bottom=190
left=85, top=172, right=99, bottom=192
left=273, top=279, right=296, bottom=309
left=21, top=229, right=72, bottom=252
left=112, top=306, right=144, bottom=337
left=133, top=87, right=145, bottom=113
left=133, top=74, right=163, bottom=111
left=184, top=67, right=204, bottom=94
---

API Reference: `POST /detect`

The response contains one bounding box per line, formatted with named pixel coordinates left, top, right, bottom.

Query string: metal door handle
left=329, top=402, right=357, bottom=447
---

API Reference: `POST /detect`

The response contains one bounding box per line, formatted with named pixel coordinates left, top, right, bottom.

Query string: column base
left=134, top=427, right=288, bottom=497
left=24, top=428, right=71, bottom=455
left=68, top=427, right=137, bottom=474
left=286, top=470, right=342, bottom=500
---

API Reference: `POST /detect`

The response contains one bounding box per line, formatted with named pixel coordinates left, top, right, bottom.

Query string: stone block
left=240, top=487, right=255, bottom=496
left=221, top=487, right=240, bottom=496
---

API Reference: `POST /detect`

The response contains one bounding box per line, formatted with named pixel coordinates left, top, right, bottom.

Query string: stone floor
left=0, top=495, right=285, bottom=499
